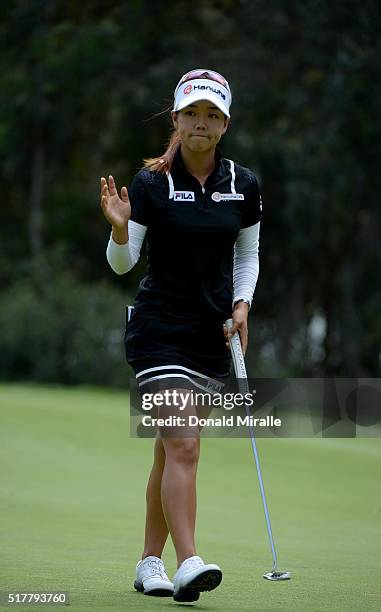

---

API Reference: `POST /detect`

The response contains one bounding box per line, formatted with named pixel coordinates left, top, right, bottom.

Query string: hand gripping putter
left=226, top=319, right=291, bottom=581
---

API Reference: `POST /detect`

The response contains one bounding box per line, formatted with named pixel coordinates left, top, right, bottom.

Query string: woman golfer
left=100, top=69, right=261, bottom=603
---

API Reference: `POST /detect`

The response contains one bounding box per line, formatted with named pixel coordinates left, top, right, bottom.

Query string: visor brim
left=173, top=92, right=230, bottom=118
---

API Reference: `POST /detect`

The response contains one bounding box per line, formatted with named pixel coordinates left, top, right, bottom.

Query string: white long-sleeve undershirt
left=106, top=220, right=147, bottom=274
left=232, top=222, right=260, bottom=308
left=106, top=220, right=260, bottom=308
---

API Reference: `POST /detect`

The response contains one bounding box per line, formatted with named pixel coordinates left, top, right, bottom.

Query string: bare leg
left=159, top=390, right=200, bottom=568
left=141, top=435, right=169, bottom=559
left=161, top=436, right=200, bottom=567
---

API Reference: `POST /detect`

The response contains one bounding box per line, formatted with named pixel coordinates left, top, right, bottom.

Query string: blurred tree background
left=0, top=0, right=380, bottom=386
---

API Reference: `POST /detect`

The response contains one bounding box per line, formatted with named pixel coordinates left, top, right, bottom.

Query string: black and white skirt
left=125, top=307, right=231, bottom=395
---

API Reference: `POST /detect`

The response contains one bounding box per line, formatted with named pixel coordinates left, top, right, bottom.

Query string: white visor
left=173, top=78, right=231, bottom=118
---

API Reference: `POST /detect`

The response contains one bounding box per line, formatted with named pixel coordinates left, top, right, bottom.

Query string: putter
left=225, top=319, right=291, bottom=581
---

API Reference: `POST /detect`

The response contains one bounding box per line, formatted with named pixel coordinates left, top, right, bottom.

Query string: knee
left=164, top=438, right=200, bottom=468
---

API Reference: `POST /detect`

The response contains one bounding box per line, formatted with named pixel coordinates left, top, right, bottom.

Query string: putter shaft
left=226, top=319, right=291, bottom=581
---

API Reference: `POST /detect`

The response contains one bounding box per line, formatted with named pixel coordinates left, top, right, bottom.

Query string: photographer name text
left=141, top=415, right=282, bottom=428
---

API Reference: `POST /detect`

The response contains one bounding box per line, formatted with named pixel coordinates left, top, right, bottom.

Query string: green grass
left=0, top=384, right=380, bottom=611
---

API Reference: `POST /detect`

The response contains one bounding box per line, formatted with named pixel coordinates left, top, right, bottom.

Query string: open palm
left=100, top=175, right=131, bottom=228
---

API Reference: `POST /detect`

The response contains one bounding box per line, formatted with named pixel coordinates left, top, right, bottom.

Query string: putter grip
left=225, top=318, right=249, bottom=387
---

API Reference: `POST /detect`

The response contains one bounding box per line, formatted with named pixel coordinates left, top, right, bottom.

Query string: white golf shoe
left=134, top=555, right=174, bottom=597
left=173, top=555, right=222, bottom=602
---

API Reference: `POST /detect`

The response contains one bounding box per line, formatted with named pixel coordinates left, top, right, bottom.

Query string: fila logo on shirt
left=174, top=191, right=195, bottom=201
left=212, top=192, right=245, bottom=202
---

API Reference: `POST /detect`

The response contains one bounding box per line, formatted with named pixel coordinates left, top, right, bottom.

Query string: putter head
left=263, top=570, right=291, bottom=581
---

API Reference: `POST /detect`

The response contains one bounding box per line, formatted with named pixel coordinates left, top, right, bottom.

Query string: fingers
left=100, top=175, right=117, bottom=195
left=121, top=185, right=129, bottom=203
left=223, top=321, right=239, bottom=350
left=100, top=183, right=109, bottom=215
left=224, top=319, right=248, bottom=354
left=100, top=177, right=107, bottom=200
left=108, top=174, right=117, bottom=196
left=225, top=328, right=248, bottom=353
left=100, top=177, right=109, bottom=206
left=100, top=175, right=129, bottom=204
left=229, top=320, right=239, bottom=337
left=223, top=321, right=238, bottom=339
left=100, top=183, right=107, bottom=212
left=240, top=326, right=248, bottom=355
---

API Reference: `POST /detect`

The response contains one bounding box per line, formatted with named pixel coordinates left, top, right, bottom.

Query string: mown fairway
left=0, top=384, right=380, bottom=611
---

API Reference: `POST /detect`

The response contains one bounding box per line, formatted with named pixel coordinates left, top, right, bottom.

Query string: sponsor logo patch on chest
left=174, top=191, right=195, bottom=201
left=211, top=192, right=245, bottom=202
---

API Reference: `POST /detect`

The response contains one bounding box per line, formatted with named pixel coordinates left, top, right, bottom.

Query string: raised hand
left=100, top=175, right=131, bottom=229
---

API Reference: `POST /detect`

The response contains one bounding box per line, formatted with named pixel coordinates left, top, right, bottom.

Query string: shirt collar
left=172, top=145, right=224, bottom=173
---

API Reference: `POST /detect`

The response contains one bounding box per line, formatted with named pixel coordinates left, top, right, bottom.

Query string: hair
left=143, top=127, right=181, bottom=174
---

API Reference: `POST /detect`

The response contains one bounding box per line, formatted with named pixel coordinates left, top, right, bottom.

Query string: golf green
left=0, top=384, right=380, bottom=611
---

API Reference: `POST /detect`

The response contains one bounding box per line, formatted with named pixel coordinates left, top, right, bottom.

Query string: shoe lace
left=147, top=558, right=166, bottom=578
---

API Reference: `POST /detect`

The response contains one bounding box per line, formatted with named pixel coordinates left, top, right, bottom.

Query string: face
left=171, top=100, right=229, bottom=154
